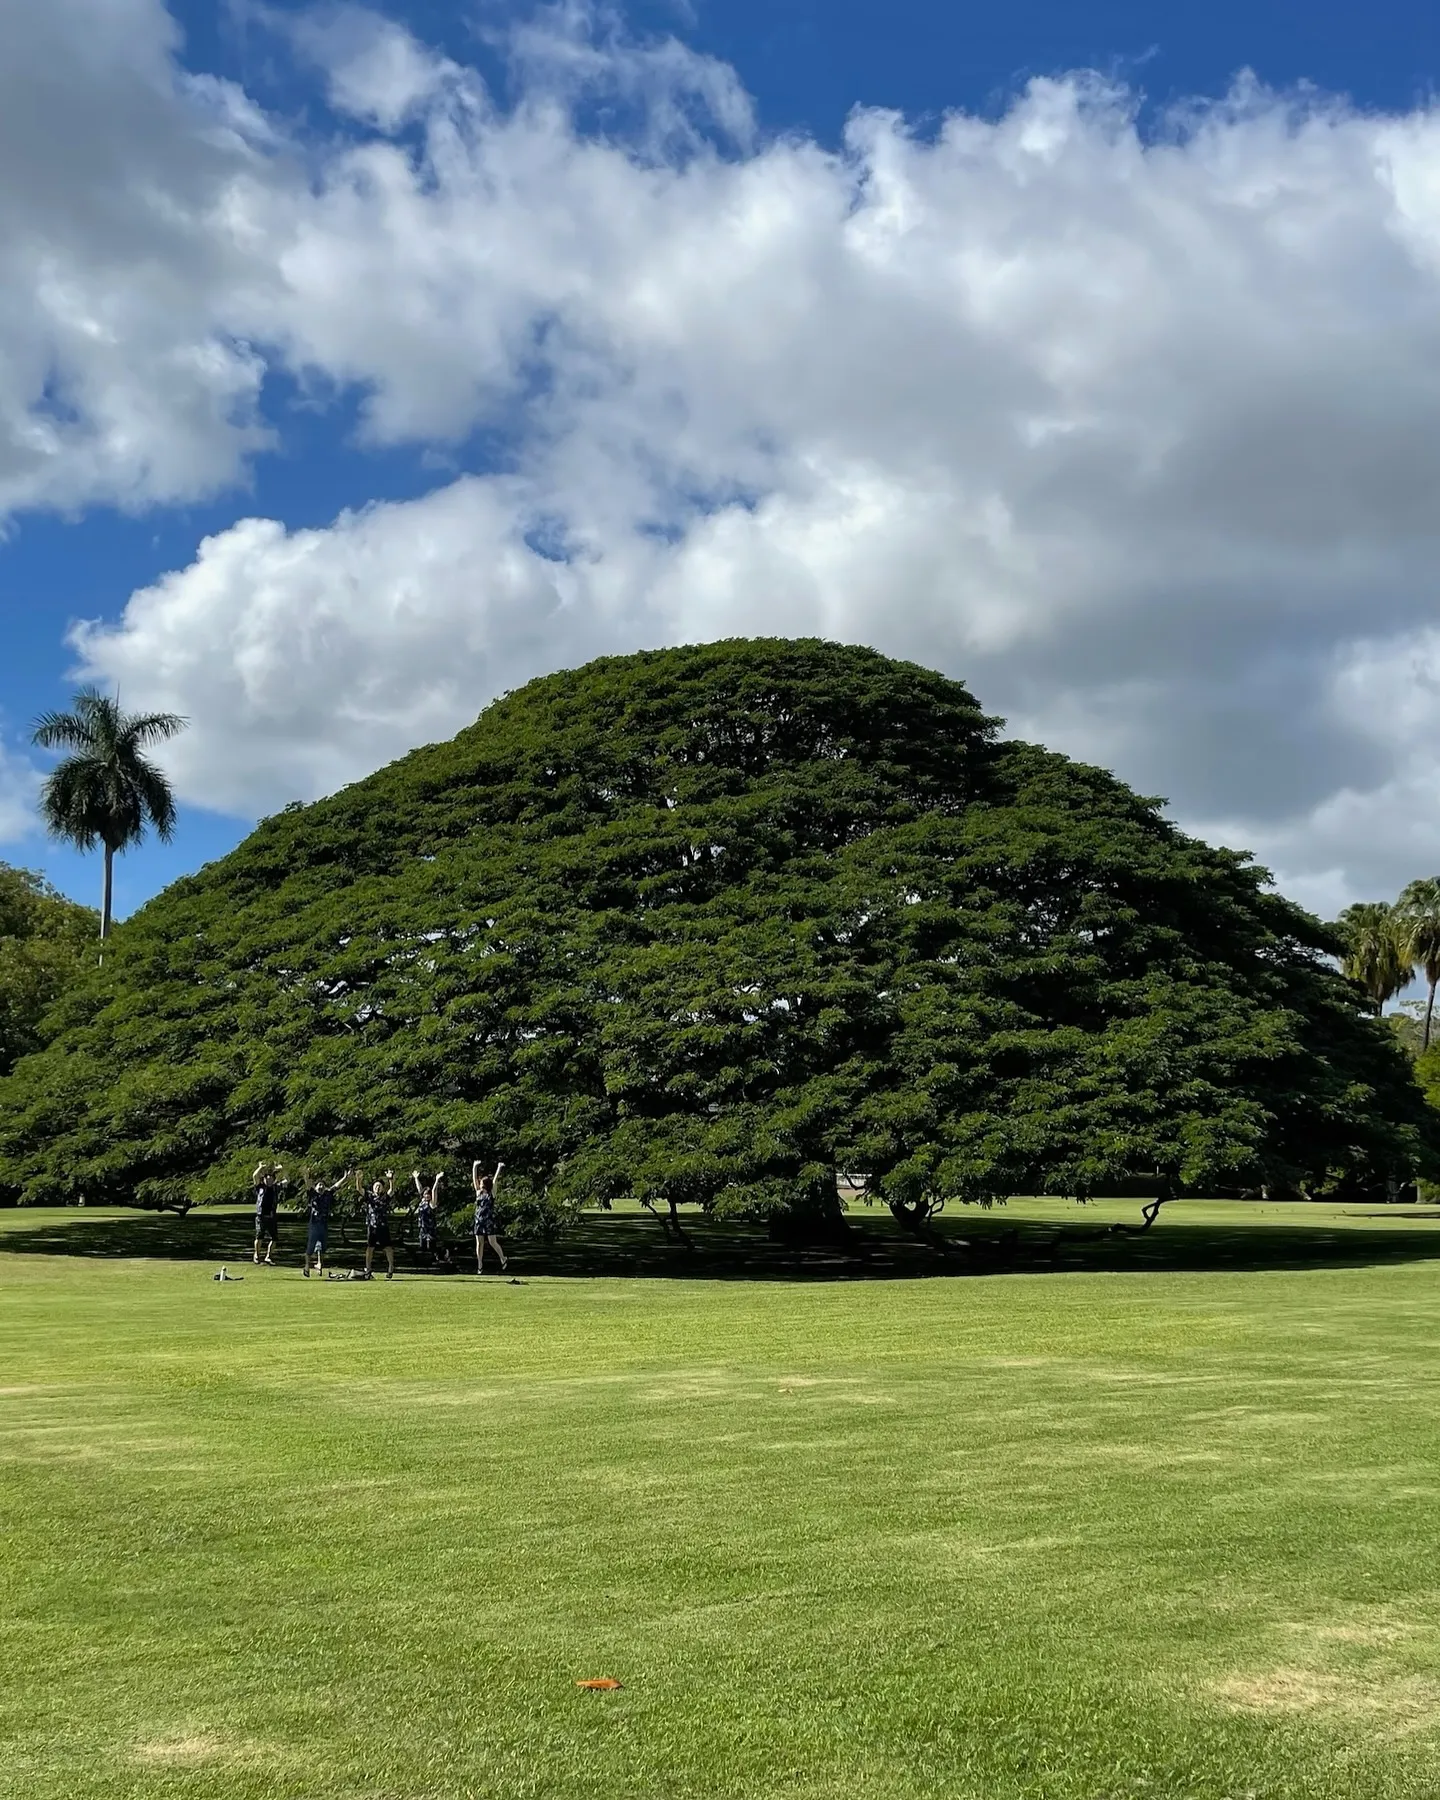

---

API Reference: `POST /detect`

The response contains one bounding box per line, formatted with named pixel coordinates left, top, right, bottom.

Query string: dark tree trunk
left=771, top=1170, right=853, bottom=1247
left=1059, top=1181, right=1178, bottom=1242
left=1425, top=980, right=1436, bottom=1053
left=640, top=1196, right=692, bottom=1246
left=100, top=843, right=114, bottom=942
left=887, top=1193, right=955, bottom=1253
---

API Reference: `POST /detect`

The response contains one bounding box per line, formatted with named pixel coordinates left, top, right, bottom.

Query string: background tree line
left=0, top=865, right=97, bottom=1077
left=1334, top=887, right=1440, bottom=1113
left=0, top=689, right=173, bottom=1083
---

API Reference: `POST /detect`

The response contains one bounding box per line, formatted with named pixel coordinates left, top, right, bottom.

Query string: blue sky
left=174, top=0, right=1440, bottom=132
left=6, top=0, right=1440, bottom=923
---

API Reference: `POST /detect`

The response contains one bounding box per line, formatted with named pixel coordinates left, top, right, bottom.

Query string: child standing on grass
left=358, top=1169, right=397, bottom=1280
left=472, top=1160, right=508, bottom=1275
left=302, top=1167, right=349, bottom=1278
left=252, top=1161, right=286, bottom=1265
left=413, top=1170, right=449, bottom=1265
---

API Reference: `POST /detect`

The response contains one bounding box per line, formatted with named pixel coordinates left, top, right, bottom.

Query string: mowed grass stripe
left=4, top=1205, right=1440, bottom=1797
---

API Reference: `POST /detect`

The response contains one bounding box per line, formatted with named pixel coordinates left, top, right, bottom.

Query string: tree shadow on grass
left=4, top=1203, right=1440, bottom=1280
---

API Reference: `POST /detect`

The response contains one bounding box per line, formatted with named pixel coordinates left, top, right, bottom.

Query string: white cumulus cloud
left=16, top=2, right=1440, bottom=905
left=73, top=480, right=663, bottom=812
left=0, top=742, right=40, bottom=845
left=0, top=0, right=279, bottom=515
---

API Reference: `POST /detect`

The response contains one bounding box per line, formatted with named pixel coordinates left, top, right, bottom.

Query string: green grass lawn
left=5, top=1201, right=1440, bottom=1799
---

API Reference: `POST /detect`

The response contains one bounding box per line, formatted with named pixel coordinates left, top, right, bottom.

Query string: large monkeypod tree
left=0, top=639, right=1434, bottom=1229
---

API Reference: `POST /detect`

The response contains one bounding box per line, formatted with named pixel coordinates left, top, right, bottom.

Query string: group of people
left=251, top=1159, right=509, bottom=1279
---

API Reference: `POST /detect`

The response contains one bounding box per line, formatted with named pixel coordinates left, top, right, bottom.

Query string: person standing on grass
left=413, top=1170, right=449, bottom=1266
left=252, top=1161, right=286, bottom=1265
left=472, top=1160, right=508, bottom=1274
left=302, top=1167, right=350, bottom=1278
left=358, top=1169, right=397, bottom=1280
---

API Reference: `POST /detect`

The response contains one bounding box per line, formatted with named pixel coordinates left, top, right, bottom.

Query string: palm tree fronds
left=30, top=689, right=186, bottom=933
left=31, top=713, right=97, bottom=753
left=120, top=711, right=188, bottom=753
left=1334, top=901, right=1413, bottom=1017
left=1394, top=877, right=1440, bottom=1049
left=129, top=752, right=180, bottom=842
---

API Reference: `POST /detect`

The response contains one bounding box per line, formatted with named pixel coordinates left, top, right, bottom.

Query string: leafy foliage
left=1394, top=878, right=1440, bottom=1051
left=1334, top=901, right=1413, bottom=1018
left=1, top=640, right=1434, bottom=1220
left=0, top=864, right=97, bottom=1079
left=32, top=686, right=185, bottom=937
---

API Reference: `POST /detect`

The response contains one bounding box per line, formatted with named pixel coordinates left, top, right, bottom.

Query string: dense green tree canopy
left=1, top=640, right=1434, bottom=1220
left=0, top=864, right=97, bottom=1079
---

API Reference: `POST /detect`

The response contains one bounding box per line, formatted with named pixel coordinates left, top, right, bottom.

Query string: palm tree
left=1334, top=901, right=1414, bottom=1020
left=31, top=688, right=186, bottom=942
left=1394, top=877, right=1440, bottom=1051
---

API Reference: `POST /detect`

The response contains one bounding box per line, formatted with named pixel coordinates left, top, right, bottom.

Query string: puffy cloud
left=72, top=481, right=663, bottom=812
left=31, top=4, right=1440, bottom=904
left=286, top=7, right=466, bottom=131
left=0, top=0, right=276, bottom=514
left=0, top=743, right=40, bottom=846
left=1221, top=630, right=1440, bottom=919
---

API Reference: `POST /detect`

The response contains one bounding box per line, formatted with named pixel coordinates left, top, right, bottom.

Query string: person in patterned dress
left=356, top=1169, right=397, bottom=1280
left=471, top=1160, right=507, bottom=1275
left=412, top=1169, right=450, bottom=1265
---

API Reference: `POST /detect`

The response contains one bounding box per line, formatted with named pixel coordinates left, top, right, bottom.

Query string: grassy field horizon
left=9, top=1193, right=1440, bottom=1280
left=5, top=1201, right=1440, bottom=1797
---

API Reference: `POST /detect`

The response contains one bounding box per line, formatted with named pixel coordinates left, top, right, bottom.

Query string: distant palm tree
left=1335, top=901, right=1414, bottom=1020
left=31, top=688, right=186, bottom=941
left=1395, top=877, right=1440, bottom=1051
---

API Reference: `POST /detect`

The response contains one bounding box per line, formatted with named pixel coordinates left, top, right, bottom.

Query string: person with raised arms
left=356, top=1168, right=397, bottom=1281
left=302, top=1166, right=350, bottom=1278
left=413, top=1169, right=449, bottom=1266
left=252, top=1160, right=286, bottom=1265
left=471, top=1159, right=508, bottom=1275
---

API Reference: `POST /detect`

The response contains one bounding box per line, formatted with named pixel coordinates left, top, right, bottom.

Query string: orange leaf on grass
left=575, top=1678, right=623, bottom=1690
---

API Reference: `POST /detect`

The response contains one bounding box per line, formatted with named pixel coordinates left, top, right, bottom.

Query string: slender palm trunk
left=100, top=843, right=113, bottom=942
left=1426, top=979, right=1437, bottom=1053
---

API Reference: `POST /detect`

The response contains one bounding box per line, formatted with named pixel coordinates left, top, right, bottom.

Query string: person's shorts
left=473, top=1210, right=494, bottom=1238
left=367, top=1224, right=392, bottom=1249
left=306, top=1224, right=328, bottom=1254
left=256, top=1213, right=279, bottom=1240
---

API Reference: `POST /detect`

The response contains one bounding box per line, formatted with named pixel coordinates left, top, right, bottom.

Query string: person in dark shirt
left=302, top=1167, right=350, bottom=1278
left=471, top=1159, right=508, bottom=1275
left=252, top=1161, right=287, bottom=1265
left=357, top=1169, right=397, bottom=1280
left=412, top=1169, right=449, bottom=1265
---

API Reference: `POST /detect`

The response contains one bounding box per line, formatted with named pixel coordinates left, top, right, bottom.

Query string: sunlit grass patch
left=4, top=1202, right=1440, bottom=1797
